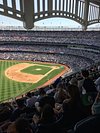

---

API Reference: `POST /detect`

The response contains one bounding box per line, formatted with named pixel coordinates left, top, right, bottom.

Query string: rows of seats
left=0, top=43, right=99, bottom=71
left=0, top=31, right=100, bottom=46
left=0, top=44, right=99, bottom=64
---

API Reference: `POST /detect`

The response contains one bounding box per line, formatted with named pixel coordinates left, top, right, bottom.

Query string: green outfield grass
left=0, top=60, right=66, bottom=103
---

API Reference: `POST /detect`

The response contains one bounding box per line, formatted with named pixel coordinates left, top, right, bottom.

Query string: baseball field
left=0, top=60, right=70, bottom=103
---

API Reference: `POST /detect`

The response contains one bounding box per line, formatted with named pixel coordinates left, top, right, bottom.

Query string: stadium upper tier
left=0, top=31, right=100, bottom=47
left=0, top=30, right=100, bottom=72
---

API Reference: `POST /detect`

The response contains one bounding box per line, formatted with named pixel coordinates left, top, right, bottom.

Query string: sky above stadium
left=0, top=14, right=81, bottom=27
left=0, top=14, right=100, bottom=29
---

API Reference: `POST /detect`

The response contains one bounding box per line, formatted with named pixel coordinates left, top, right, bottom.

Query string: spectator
left=7, top=118, right=34, bottom=133
left=26, top=92, right=37, bottom=108
left=54, top=83, right=69, bottom=104
left=69, top=77, right=78, bottom=86
left=95, top=76, right=100, bottom=92
left=34, top=104, right=63, bottom=133
left=58, top=84, right=85, bottom=129
left=81, top=69, right=97, bottom=93
left=10, top=98, right=31, bottom=122
left=92, top=92, right=100, bottom=115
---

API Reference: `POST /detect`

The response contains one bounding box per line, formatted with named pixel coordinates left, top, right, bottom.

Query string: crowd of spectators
left=0, top=31, right=100, bottom=46
left=0, top=30, right=100, bottom=72
left=0, top=44, right=99, bottom=64
left=0, top=52, right=93, bottom=70
left=0, top=30, right=100, bottom=132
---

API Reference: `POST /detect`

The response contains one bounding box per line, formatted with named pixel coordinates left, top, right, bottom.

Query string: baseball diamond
left=0, top=60, right=71, bottom=103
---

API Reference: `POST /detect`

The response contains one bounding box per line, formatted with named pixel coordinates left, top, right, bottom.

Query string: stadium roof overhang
left=0, top=0, right=100, bottom=30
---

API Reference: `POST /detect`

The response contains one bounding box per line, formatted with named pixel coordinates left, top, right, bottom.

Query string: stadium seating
left=73, top=115, right=100, bottom=133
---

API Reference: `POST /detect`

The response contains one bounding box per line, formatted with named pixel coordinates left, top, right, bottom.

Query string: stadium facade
left=0, top=0, right=100, bottom=30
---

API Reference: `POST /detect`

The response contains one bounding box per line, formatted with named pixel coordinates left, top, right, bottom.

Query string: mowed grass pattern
left=0, top=60, right=65, bottom=103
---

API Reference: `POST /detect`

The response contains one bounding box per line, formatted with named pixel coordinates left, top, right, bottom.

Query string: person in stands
left=10, top=99, right=26, bottom=122
left=92, top=92, right=100, bottom=115
left=81, top=69, right=97, bottom=93
left=26, top=92, right=37, bottom=108
left=7, top=118, right=34, bottom=133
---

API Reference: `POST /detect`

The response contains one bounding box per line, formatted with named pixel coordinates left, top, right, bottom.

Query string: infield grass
left=0, top=60, right=67, bottom=103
